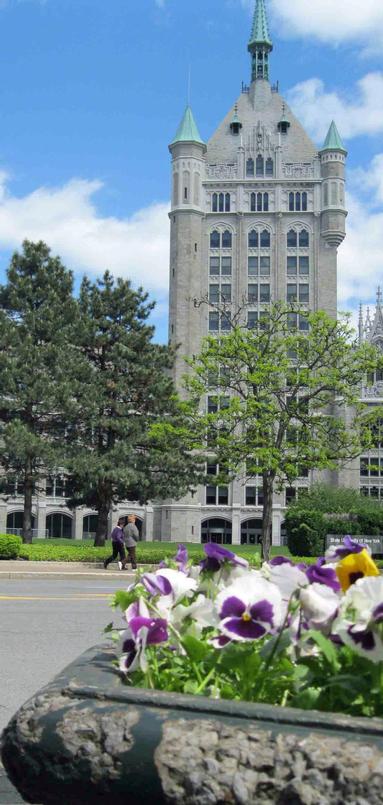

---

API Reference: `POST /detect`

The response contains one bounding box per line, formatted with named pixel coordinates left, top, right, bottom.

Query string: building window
left=209, top=283, right=231, bottom=303
left=205, top=464, right=229, bottom=506
left=265, top=157, right=274, bottom=177
left=299, top=229, right=309, bottom=247
left=221, top=257, right=232, bottom=276
left=225, top=193, right=231, bottom=212
left=260, top=284, right=270, bottom=303
left=260, top=229, right=270, bottom=248
left=46, top=476, right=67, bottom=498
left=287, top=229, right=297, bottom=248
left=299, top=256, right=309, bottom=276
left=285, top=487, right=297, bottom=505
left=250, top=192, right=269, bottom=212
left=287, top=256, right=297, bottom=275
left=209, top=312, right=231, bottom=333
left=248, top=229, right=258, bottom=248
left=212, top=193, right=230, bottom=212
left=248, top=283, right=258, bottom=303
left=209, top=312, right=219, bottom=332
left=299, top=284, right=309, bottom=304
left=260, top=257, right=270, bottom=276
left=299, top=314, right=309, bottom=331
left=246, top=158, right=254, bottom=177
left=289, top=192, right=308, bottom=212
left=256, top=155, right=264, bottom=176
left=210, top=230, right=220, bottom=248
left=245, top=486, right=264, bottom=506
left=360, top=457, right=383, bottom=478
left=222, top=230, right=232, bottom=248
left=247, top=311, right=258, bottom=329
left=287, top=283, right=297, bottom=303
left=209, top=256, right=232, bottom=277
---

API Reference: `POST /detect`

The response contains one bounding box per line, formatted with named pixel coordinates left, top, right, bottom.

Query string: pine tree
left=0, top=241, right=82, bottom=542
left=67, top=272, right=202, bottom=546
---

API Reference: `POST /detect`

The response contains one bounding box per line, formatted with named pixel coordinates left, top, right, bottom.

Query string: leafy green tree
left=66, top=272, right=202, bottom=546
left=157, top=304, right=382, bottom=561
left=0, top=241, right=81, bottom=542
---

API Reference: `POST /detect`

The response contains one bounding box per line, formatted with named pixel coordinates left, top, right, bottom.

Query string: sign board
left=326, top=534, right=383, bottom=556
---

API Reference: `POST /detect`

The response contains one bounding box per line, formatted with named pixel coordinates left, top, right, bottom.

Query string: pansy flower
left=200, top=543, right=249, bottom=573
left=299, top=582, right=339, bottom=633
left=335, top=549, right=379, bottom=592
left=333, top=576, right=383, bottom=662
left=306, top=562, right=341, bottom=592
left=215, top=574, right=283, bottom=642
left=119, top=616, right=169, bottom=673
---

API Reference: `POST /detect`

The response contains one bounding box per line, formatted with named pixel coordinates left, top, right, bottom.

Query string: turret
left=319, top=121, right=348, bottom=248
left=169, top=106, right=206, bottom=212
left=248, top=0, right=273, bottom=83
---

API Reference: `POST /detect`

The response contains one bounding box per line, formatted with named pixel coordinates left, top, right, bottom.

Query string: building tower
left=161, top=0, right=348, bottom=546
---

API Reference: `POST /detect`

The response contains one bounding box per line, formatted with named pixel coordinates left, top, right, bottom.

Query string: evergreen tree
left=0, top=241, right=81, bottom=542
left=153, top=304, right=382, bottom=561
left=67, top=272, right=202, bottom=546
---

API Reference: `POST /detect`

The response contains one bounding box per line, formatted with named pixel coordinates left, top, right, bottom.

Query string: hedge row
left=0, top=533, right=22, bottom=559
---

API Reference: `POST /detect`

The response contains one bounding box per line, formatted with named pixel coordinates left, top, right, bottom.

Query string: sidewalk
left=0, top=560, right=140, bottom=580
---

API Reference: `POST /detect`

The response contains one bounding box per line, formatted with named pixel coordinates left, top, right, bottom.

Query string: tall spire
left=170, top=106, right=205, bottom=146
left=248, top=0, right=273, bottom=83
left=320, top=121, right=347, bottom=155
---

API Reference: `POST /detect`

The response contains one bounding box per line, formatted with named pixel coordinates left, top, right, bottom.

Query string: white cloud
left=287, top=72, right=383, bottom=142
left=0, top=174, right=170, bottom=296
left=338, top=155, right=383, bottom=312
left=241, top=0, right=383, bottom=50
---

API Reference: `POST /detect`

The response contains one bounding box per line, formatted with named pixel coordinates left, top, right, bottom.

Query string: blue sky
left=0, top=0, right=382, bottom=340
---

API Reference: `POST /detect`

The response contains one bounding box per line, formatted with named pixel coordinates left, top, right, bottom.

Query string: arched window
left=246, top=158, right=254, bottom=177
left=287, top=229, right=297, bottom=247
left=260, top=229, right=270, bottom=248
left=183, top=170, right=190, bottom=203
left=248, top=229, right=258, bottom=248
left=225, top=193, right=231, bottom=212
left=222, top=230, right=232, bottom=248
left=295, top=192, right=301, bottom=212
left=212, top=193, right=218, bottom=212
left=193, top=173, right=200, bottom=206
left=256, top=155, right=264, bottom=176
left=289, top=192, right=295, bottom=212
left=265, top=158, right=274, bottom=177
left=299, top=229, right=309, bottom=248
left=219, top=193, right=225, bottom=212
left=263, top=192, right=269, bottom=212
left=210, top=230, right=220, bottom=248
left=302, top=192, right=308, bottom=211
left=173, top=172, right=179, bottom=206
left=250, top=193, right=256, bottom=212
left=257, top=192, right=263, bottom=212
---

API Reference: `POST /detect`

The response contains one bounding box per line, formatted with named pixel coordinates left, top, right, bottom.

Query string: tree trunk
left=23, top=458, right=33, bottom=544
left=94, top=502, right=110, bottom=547
left=261, top=473, right=274, bottom=563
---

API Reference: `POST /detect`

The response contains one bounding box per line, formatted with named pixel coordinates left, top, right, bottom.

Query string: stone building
left=161, top=0, right=348, bottom=546
left=1, top=0, right=350, bottom=544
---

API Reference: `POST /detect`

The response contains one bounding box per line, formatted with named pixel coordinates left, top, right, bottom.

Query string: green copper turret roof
left=249, top=0, right=273, bottom=48
left=170, top=106, right=205, bottom=146
left=320, top=121, right=347, bottom=154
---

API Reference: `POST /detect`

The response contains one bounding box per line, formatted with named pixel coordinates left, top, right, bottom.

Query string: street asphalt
left=0, top=573, right=135, bottom=803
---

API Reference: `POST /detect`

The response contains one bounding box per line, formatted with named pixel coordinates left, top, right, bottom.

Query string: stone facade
left=162, top=0, right=348, bottom=546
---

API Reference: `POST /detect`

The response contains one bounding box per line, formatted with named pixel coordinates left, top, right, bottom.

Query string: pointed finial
left=248, top=0, right=273, bottom=82
left=377, top=286, right=382, bottom=306
left=320, top=121, right=348, bottom=156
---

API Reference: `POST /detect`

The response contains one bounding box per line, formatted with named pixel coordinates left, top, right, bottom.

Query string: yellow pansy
left=336, top=549, right=380, bottom=592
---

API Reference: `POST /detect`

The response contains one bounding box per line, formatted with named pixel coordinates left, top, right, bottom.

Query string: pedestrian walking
left=123, top=514, right=139, bottom=569
left=103, top=517, right=126, bottom=570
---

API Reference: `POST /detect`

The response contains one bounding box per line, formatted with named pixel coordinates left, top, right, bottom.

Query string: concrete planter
left=2, top=644, right=383, bottom=804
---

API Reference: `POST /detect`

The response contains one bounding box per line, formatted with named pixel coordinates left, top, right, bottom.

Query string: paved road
left=0, top=575, right=134, bottom=803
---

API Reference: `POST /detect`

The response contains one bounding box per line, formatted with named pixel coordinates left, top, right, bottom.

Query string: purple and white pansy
left=333, top=576, right=383, bottom=662
left=215, top=574, right=283, bottom=642
left=325, top=535, right=369, bottom=563
left=201, top=543, right=249, bottom=572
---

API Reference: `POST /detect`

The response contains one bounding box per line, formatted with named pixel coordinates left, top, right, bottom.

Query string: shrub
left=0, top=533, right=22, bottom=559
left=285, top=509, right=326, bottom=557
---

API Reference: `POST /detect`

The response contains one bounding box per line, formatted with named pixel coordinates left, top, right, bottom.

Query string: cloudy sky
left=0, top=0, right=381, bottom=339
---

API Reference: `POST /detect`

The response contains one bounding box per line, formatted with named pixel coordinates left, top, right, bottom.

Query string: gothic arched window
left=212, top=193, right=218, bottom=212
left=287, top=229, right=297, bottom=247
left=250, top=193, right=256, bottom=212
left=218, top=193, right=225, bottom=212
left=299, top=229, right=309, bottom=248
left=248, top=230, right=258, bottom=248
left=246, top=159, right=254, bottom=177
left=265, top=158, right=274, bottom=177
left=210, top=230, right=220, bottom=249
left=295, top=192, right=301, bottom=212
left=263, top=192, right=269, bottom=212
left=225, top=193, right=231, bottom=212
left=260, top=229, right=270, bottom=248
left=257, top=192, right=263, bottom=212
left=256, top=155, right=264, bottom=176
left=302, top=192, right=308, bottom=211
left=222, top=230, right=232, bottom=248
left=289, top=192, right=295, bottom=212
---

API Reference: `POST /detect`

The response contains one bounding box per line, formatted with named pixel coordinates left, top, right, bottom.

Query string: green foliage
left=18, top=541, right=263, bottom=565
left=65, top=272, right=203, bottom=545
left=164, top=304, right=382, bottom=562
left=285, top=509, right=327, bottom=556
left=287, top=484, right=383, bottom=550
left=0, top=533, right=22, bottom=559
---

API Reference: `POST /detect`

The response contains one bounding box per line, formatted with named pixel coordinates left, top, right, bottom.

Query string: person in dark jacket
left=123, top=514, right=139, bottom=569
left=103, top=517, right=126, bottom=570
